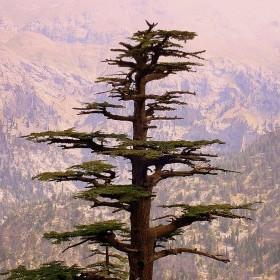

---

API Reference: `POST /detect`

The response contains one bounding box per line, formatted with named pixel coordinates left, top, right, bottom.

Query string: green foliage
left=161, top=202, right=259, bottom=220
left=120, top=139, right=224, bottom=152
left=24, top=129, right=224, bottom=161
left=33, top=170, right=78, bottom=182
left=74, top=102, right=124, bottom=115
left=33, top=160, right=115, bottom=182
left=44, top=220, right=127, bottom=244
left=75, top=184, right=153, bottom=203
left=87, top=261, right=128, bottom=280
left=23, top=128, right=128, bottom=144
left=70, top=161, right=114, bottom=174
left=115, top=25, right=200, bottom=63
left=1, top=261, right=82, bottom=280
left=133, top=28, right=197, bottom=42
left=104, top=138, right=224, bottom=159
left=155, top=229, right=184, bottom=245
left=80, top=102, right=124, bottom=110
left=23, top=128, right=95, bottom=141
left=105, top=148, right=162, bottom=159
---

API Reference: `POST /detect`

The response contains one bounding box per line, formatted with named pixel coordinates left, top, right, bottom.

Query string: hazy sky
left=0, top=0, right=279, bottom=71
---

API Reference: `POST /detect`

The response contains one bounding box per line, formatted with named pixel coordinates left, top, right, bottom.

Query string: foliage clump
left=161, top=203, right=258, bottom=220
left=44, top=220, right=127, bottom=244
left=76, top=185, right=152, bottom=203
left=1, top=262, right=82, bottom=280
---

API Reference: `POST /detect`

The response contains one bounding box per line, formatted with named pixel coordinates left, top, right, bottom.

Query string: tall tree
left=17, top=22, right=255, bottom=280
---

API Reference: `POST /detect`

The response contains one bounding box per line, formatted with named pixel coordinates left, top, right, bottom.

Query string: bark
left=128, top=78, right=155, bottom=280
left=152, top=248, right=230, bottom=263
left=128, top=196, right=154, bottom=280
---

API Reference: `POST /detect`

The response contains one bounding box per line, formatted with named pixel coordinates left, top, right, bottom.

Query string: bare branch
left=148, top=116, right=184, bottom=121
left=62, top=238, right=90, bottom=253
left=152, top=214, right=177, bottom=221
left=152, top=247, right=229, bottom=263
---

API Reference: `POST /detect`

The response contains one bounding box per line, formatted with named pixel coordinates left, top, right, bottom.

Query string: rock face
left=0, top=0, right=279, bottom=278
left=153, top=131, right=280, bottom=279
left=1, top=132, right=279, bottom=279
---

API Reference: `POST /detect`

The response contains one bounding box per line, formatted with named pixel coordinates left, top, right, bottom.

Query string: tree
left=10, top=21, right=255, bottom=280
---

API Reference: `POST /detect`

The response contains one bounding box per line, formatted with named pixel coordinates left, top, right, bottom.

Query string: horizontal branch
left=120, top=90, right=196, bottom=102
left=152, top=247, right=229, bottom=263
left=160, top=166, right=230, bottom=179
left=33, top=161, right=115, bottom=185
left=150, top=203, right=255, bottom=239
left=22, top=129, right=128, bottom=150
left=152, top=214, right=177, bottom=221
left=62, top=238, right=90, bottom=253
left=141, top=72, right=170, bottom=85
left=159, top=49, right=205, bottom=60
left=147, top=164, right=232, bottom=187
left=61, top=231, right=134, bottom=255
left=102, top=109, right=134, bottom=122
left=102, top=59, right=136, bottom=69
left=89, top=198, right=130, bottom=212
left=165, top=90, right=196, bottom=96
left=44, top=220, right=135, bottom=255
left=105, top=232, right=137, bottom=254
left=150, top=213, right=212, bottom=239
left=74, top=103, right=134, bottom=122
left=147, top=116, right=184, bottom=121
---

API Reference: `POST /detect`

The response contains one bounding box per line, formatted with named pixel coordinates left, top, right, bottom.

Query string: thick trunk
left=129, top=197, right=154, bottom=280
left=129, top=82, right=154, bottom=279
left=133, top=98, right=146, bottom=141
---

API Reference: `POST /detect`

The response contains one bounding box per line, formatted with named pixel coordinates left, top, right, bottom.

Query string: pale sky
left=0, top=0, right=279, bottom=72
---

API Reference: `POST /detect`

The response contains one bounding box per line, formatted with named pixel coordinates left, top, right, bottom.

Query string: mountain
left=1, top=43, right=279, bottom=216
left=154, top=130, right=280, bottom=279
left=0, top=131, right=279, bottom=279
left=0, top=0, right=279, bottom=278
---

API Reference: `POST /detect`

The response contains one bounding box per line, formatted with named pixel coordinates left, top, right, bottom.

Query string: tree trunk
left=129, top=81, right=154, bottom=279
left=129, top=197, right=154, bottom=280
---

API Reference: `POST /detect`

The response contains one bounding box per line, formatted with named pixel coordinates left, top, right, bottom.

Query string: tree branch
left=102, top=109, right=134, bottom=122
left=150, top=214, right=214, bottom=239
left=141, top=72, right=170, bottom=85
left=75, top=104, right=134, bottom=122
left=120, top=90, right=195, bottom=102
left=152, top=214, right=177, bottom=221
left=62, top=238, right=90, bottom=253
left=147, top=116, right=183, bottom=121
left=152, top=247, right=229, bottom=263
left=104, top=232, right=137, bottom=254
left=147, top=165, right=231, bottom=187
left=89, top=198, right=130, bottom=212
left=150, top=203, right=253, bottom=239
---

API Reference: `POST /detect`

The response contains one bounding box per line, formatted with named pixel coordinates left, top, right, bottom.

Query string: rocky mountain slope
left=154, top=130, right=280, bottom=279
left=0, top=0, right=279, bottom=278
left=0, top=131, right=279, bottom=279
left=0, top=41, right=279, bottom=215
